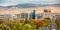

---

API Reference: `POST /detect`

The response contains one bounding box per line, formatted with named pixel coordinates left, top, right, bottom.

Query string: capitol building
left=0, top=6, right=60, bottom=20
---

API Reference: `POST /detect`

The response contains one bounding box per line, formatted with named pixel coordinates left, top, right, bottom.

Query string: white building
left=0, top=6, right=60, bottom=20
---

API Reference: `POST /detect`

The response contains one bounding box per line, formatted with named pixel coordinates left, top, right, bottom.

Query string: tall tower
left=32, top=10, right=35, bottom=19
left=30, top=10, right=35, bottom=19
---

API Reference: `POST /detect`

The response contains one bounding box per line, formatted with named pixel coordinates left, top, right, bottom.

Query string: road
left=51, top=16, right=57, bottom=30
left=42, top=16, right=57, bottom=30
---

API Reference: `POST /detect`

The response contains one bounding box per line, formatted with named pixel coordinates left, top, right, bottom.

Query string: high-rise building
left=30, top=10, right=35, bottom=20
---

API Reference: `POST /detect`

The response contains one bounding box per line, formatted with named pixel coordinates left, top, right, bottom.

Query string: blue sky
left=0, top=0, right=60, bottom=6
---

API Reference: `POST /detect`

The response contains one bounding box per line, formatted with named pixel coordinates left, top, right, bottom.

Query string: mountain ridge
left=0, top=3, right=60, bottom=8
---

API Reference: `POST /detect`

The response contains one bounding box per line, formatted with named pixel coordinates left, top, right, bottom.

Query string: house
left=0, top=6, right=60, bottom=20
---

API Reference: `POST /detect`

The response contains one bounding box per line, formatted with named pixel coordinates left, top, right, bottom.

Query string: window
left=21, top=13, right=25, bottom=18
left=21, top=13, right=28, bottom=19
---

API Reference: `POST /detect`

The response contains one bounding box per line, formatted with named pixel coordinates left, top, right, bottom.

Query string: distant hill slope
left=0, top=4, right=60, bottom=8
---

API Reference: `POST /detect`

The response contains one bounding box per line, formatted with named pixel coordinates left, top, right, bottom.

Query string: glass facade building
left=30, top=10, right=35, bottom=19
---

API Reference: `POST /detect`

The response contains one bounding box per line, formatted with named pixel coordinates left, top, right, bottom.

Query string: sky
left=0, top=0, right=60, bottom=6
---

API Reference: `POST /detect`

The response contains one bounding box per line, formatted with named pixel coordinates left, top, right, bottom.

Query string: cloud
left=0, top=0, right=21, bottom=6
left=0, top=0, right=60, bottom=6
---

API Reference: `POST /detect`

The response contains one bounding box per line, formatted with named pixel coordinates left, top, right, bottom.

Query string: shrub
left=55, top=18, right=60, bottom=30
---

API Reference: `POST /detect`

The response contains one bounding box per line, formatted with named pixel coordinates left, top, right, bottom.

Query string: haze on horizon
left=0, top=0, right=60, bottom=6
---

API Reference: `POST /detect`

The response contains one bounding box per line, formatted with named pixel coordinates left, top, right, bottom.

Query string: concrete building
left=0, top=15, right=5, bottom=20
left=0, top=6, right=60, bottom=20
